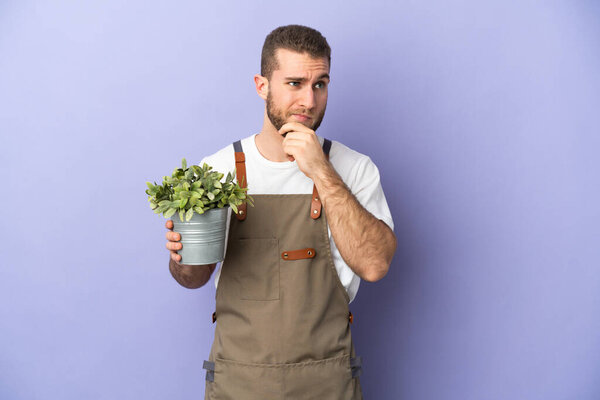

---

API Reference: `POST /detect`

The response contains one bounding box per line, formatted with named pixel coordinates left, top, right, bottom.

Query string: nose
left=298, top=86, right=316, bottom=110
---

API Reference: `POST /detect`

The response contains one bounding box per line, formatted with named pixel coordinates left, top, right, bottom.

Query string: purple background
left=1, top=1, right=599, bottom=399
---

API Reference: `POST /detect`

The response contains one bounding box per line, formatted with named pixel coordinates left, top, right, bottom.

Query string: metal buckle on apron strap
left=310, top=186, right=322, bottom=219
left=349, top=311, right=353, bottom=324
left=350, top=356, right=362, bottom=378
left=203, top=360, right=215, bottom=382
left=281, top=248, right=316, bottom=260
left=212, top=311, right=217, bottom=323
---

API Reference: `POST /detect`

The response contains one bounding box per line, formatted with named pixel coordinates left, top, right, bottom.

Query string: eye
left=315, top=81, right=327, bottom=89
left=288, top=81, right=300, bottom=87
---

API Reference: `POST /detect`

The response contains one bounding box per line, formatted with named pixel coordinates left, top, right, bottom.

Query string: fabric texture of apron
left=203, top=138, right=363, bottom=399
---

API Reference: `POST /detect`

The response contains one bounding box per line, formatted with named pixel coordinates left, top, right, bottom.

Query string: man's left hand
left=279, top=122, right=330, bottom=180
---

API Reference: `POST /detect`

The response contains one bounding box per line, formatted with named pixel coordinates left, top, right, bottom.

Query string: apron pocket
left=211, top=357, right=284, bottom=400
left=282, top=354, right=355, bottom=399
left=228, top=238, right=280, bottom=301
left=209, top=355, right=356, bottom=400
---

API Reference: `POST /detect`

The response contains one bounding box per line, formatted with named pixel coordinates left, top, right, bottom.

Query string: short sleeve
left=349, top=156, right=394, bottom=231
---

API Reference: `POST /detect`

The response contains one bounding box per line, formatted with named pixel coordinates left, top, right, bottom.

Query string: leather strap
left=310, top=138, right=332, bottom=219
left=281, top=248, right=316, bottom=260
left=233, top=140, right=247, bottom=221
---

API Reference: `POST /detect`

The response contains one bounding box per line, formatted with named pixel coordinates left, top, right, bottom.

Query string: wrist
left=313, top=163, right=344, bottom=207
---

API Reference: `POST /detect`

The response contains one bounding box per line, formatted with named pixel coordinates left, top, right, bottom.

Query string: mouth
left=292, top=114, right=312, bottom=122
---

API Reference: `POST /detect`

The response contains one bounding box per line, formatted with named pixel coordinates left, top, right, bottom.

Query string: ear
left=254, top=74, right=268, bottom=101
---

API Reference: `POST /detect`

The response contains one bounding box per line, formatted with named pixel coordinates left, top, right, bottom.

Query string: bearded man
left=165, top=24, right=396, bottom=399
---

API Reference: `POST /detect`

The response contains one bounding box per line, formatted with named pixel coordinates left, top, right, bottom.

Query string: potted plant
left=145, top=158, right=252, bottom=265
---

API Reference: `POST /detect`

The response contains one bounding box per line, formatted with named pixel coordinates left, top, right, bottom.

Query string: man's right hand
left=165, top=219, right=217, bottom=289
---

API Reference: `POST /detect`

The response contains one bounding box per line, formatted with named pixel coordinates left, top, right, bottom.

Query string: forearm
left=313, top=164, right=396, bottom=282
left=169, top=258, right=216, bottom=289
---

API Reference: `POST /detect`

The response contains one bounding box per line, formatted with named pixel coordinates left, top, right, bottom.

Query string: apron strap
left=203, top=360, right=215, bottom=382
left=350, top=356, right=362, bottom=378
left=310, top=138, right=332, bottom=219
left=233, top=140, right=247, bottom=221
left=232, top=138, right=332, bottom=220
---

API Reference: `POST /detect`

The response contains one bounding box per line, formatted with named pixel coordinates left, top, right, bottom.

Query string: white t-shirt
left=199, top=133, right=394, bottom=303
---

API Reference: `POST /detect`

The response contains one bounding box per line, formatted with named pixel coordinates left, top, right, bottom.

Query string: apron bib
left=203, top=139, right=363, bottom=400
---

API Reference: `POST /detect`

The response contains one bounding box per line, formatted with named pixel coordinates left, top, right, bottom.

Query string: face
left=264, top=48, right=330, bottom=132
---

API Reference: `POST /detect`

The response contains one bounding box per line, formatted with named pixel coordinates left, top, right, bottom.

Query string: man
left=165, top=24, right=396, bottom=399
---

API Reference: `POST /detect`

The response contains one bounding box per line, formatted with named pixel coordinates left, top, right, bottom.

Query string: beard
left=266, top=90, right=326, bottom=132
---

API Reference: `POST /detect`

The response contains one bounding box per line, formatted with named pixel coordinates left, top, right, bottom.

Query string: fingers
left=170, top=251, right=182, bottom=263
left=166, top=220, right=181, bottom=262
left=279, top=122, right=313, bottom=136
left=166, top=231, right=180, bottom=241
left=167, top=239, right=182, bottom=263
left=166, top=241, right=182, bottom=251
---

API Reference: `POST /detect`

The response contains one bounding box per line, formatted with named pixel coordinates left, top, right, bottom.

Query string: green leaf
left=207, top=192, right=215, bottom=201
left=214, top=181, right=222, bottom=189
left=179, top=209, right=185, bottom=222
left=185, top=208, right=194, bottom=221
left=182, top=158, right=187, bottom=170
left=230, top=203, right=238, bottom=214
left=193, top=206, right=205, bottom=214
left=164, top=208, right=176, bottom=218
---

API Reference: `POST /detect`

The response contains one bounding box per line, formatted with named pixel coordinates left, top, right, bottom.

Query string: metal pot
left=171, top=207, right=229, bottom=265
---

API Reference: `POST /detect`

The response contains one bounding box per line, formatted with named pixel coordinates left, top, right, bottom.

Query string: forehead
left=272, top=48, right=329, bottom=78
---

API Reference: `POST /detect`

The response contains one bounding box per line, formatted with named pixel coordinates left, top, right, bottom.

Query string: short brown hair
left=261, top=24, right=331, bottom=80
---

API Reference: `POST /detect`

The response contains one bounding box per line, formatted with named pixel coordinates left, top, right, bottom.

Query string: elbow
left=363, top=229, right=396, bottom=283
left=362, top=261, right=390, bottom=282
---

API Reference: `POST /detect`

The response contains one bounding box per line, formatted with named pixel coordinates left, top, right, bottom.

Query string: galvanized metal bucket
left=170, top=207, right=229, bottom=265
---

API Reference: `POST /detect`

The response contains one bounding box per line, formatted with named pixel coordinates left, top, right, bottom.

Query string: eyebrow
left=284, top=73, right=330, bottom=82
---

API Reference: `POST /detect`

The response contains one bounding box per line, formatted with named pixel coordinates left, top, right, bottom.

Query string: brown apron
left=203, top=139, right=363, bottom=400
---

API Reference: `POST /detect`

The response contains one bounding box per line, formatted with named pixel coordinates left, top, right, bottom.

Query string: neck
left=255, top=108, right=291, bottom=162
